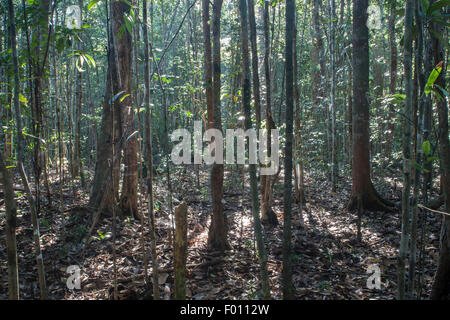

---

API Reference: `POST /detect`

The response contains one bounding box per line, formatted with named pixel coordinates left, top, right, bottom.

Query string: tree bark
left=207, top=0, right=229, bottom=251
left=239, top=0, right=271, bottom=299
left=283, top=0, right=295, bottom=300
left=348, top=0, right=394, bottom=212
left=174, top=202, right=188, bottom=300
left=430, top=2, right=450, bottom=299
left=143, top=0, right=159, bottom=300
left=397, top=0, right=414, bottom=300
left=260, top=0, right=278, bottom=226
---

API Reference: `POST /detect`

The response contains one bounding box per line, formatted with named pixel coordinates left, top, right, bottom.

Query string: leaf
left=87, top=0, right=100, bottom=11
left=425, top=62, right=443, bottom=96
left=427, top=0, right=450, bottom=15
left=422, top=141, right=431, bottom=156
left=411, top=160, right=429, bottom=173
left=119, top=93, right=130, bottom=102
left=19, top=93, right=28, bottom=104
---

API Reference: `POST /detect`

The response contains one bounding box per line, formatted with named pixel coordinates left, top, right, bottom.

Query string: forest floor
left=0, top=164, right=443, bottom=300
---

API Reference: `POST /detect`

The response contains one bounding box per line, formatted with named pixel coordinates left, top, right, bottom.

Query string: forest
left=0, top=0, right=449, bottom=301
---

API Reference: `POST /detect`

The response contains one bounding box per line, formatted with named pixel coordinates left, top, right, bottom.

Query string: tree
left=348, top=0, right=393, bottom=212
left=239, top=0, right=271, bottom=299
left=397, top=0, right=414, bottom=300
left=282, top=0, right=295, bottom=300
left=260, top=0, right=278, bottom=226
left=329, top=0, right=337, bottom=191
left=429, top=1, right=450, bottom=300
left=207, top=0, right=229, bottom=251
left=89, top=0, right=138, bottom=219
left=143, top=0, right=159, bottom=300
left=115, top=0, right=138, bottom=218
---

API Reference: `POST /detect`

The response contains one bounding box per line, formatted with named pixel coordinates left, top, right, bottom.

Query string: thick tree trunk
left=348, top=0, right=394, bottom=212
left=112, top=0, right=139, bottom=218
left=89, top=0, right=121, bottom=215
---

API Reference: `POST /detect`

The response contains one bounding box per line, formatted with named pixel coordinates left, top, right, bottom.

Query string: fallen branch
left=417, top=204, right=450, bottom=217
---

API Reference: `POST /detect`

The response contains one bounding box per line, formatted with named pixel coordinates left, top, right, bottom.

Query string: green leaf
left=426, top=156, right=439, bottom=163
left=119, top=93, right=130, bottom=102
left=411, top=160, right=430, bottom=173
left=19, top=93, right=28, bottom=104
left=427, top=0, right=450, bottom=15
left=422, top=140, right=431, bottom=156
left=87, top=0, right=100, bottom=11
left=425, top=63, right=443, bottom=96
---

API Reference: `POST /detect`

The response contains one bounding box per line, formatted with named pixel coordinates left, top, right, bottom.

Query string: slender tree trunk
left=202, top=0, right=214, bottom=130
left=74, top=0, right=83, bottom=180
left=397, top=0, right=414, bottom=300
left=239, top=0, right=271, bottom=299
left=247, top=0, right=261, bottom=131
left=329, top=0, right=337, bottom=191
left=143, top=0, right=159, bottom=300
left=386, top=1, right=397, bottom=156
left=207, top=0, right=229, bottom=251
left=11, top=0, right=47, bottom=298
left=0, top=149, right=19, bottom=299
left=260, top=0, right=278, bottom=225
left=282, top=0, right=295, bottom=300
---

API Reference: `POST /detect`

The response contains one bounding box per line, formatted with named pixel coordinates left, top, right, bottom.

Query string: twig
left=417, top=204, right=450, bottom=217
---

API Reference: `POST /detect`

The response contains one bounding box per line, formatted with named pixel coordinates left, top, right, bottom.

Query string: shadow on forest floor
left=0, top=164, right=442, bottom=299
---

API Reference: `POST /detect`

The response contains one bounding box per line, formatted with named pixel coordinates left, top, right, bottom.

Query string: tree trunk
left=239, top=0, right=271, bottom=299
left=89, top=0, right=122, bottom=215
left=113, top=0, right=138, bottom=219
left=260, top=0, right=278, bottom=226
left=282, top=0, right=295, bottom=300
left=207, top=0, right=229, bottom=251
left=174, top=202, right=188, bottom=300
left=386, top=1, right=397, bottom=156
left=397, top=0, right=413, bottom=300
left=430, top=2, right=450, bottom=299
left=348, top=0, right=393, bottom=212
left=329, top=0, right=337, bottom=191
left=143, top=0, right=159, bottom=300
